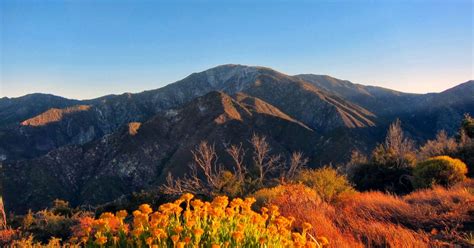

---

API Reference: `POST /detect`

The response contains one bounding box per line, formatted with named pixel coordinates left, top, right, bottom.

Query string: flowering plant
left=70, top=194, right=328, bottom=247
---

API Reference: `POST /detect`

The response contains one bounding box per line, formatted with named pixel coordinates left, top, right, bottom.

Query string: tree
left=418, top=130, right=458, bottom=160
left=285, top=151, right=308, bottom=180
left=226, top=143, right=247, bottom=183
left=375, top=119, right=416, bottom=168
left=162, top=141, right=222, bottom=196
left=460, top=113, right=474, bottom=139
left=250, top=134, right=282, bottom=185
left=191, top=141, right=221, bottom=189
left=294, top=167, right=355, bottom=204
left=347, top=120, right=416, bottom=194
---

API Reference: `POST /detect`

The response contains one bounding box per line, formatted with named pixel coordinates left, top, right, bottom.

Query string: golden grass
left=266, top=180, right=474, bottom=247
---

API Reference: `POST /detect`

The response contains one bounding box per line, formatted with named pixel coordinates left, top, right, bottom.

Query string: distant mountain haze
left=0, top=64, right=472, bottom=212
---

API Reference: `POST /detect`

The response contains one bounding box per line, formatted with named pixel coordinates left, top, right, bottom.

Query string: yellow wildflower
left=171, top=234, right=180, bottom=244
left=232, top=231, right=244, bottom=242
left=116, top=210, right=128, bottom=219
left=95, top=235, right=107, bottom=245
left=139, top=204, right=153, bottom=214
left=181, top=193, right=194, bottom=202
left=145, top=237, right=154, bottom=246
left=174, top=225, right=184, bottom=233
left=193, top=227, right=204, bottom=237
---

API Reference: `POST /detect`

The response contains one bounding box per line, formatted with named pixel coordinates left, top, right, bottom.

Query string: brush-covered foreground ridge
left=8, top=194, right=326, bottom=248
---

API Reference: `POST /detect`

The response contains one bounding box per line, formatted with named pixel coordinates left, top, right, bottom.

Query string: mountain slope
left=296, top=74, right=474, bottom=137
left=2, top=91, right=321, bottom=212
left=0, top=65, right=376, bottom=161
left=0, top=94, right=79, bottom=128
left=133, top=64, right=376, bottom=130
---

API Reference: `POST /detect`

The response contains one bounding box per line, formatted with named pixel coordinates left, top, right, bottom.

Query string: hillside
left=0, top=65, right=376, bottom=161
left=0, top=65, right=472, bottom=212
left=2, top=91, right=322, bottom=212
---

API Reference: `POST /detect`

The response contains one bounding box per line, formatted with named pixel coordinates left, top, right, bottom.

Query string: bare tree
left=161, top=141, right=222, bottom=195
left=192, top=141, right=221, bottom=189
left=251, top=134, right=282, bottom=184
left=161, top=170, right=201, bottom=195
left=384, top=119, right=415, bottom=156
left=378, top=119, right=416, bottom=167
left=226, top=143, right=247, bottom=183
left=419, top=130, right=458, bottom=159
left=459, top=129, right=471, bottom=147
left=286, top=151, right=308, bottom=180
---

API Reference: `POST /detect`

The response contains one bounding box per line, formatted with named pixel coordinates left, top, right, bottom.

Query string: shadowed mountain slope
left=2, top=91, right=321, bottom=212
left=296, top=74, right=474, bottom=137
left=0, top=65, right=376, bottom=161
left=1, top=65, right=472, bottom=213
left=0, top=94, right=79, bottom=128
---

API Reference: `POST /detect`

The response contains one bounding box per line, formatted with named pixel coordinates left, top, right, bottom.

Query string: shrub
left=251, top=184, right=320, bottom=210
left=0, top=229, right=18, bottom=246
left=21, top=209, right=78, bottom=243
left=413, top=156, right=468, bottom=189
left=347, top=120, right=416, bottom=194
left=69, top=194, right=327, bottom=247
left=294, top=167, right=355, bottom=204
left=348, top=161, right=413, bottom=194
left=454, top=143, right=474, bottom=177
left=461, top=113, right=474, bottom=139
left=419, top=130, right=458, bottom=160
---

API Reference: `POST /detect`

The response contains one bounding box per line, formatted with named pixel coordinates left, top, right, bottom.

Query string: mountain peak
left=441, top=80, right=474, bottom=94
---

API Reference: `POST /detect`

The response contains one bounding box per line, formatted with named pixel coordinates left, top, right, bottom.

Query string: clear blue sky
left=1, top=0, right=473, bottom=99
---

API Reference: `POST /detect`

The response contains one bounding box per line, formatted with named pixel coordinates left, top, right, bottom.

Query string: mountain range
left=1, top=64, right=473, bottom=212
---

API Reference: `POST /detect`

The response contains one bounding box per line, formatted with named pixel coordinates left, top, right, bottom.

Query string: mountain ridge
left=0, top=64, right=472, bottom=213
left=2, top=91, right=322, bottom=212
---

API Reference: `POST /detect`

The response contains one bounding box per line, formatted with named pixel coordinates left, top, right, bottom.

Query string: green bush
left=348, top=161, right=414, bottom=194
left=347, top=120, right=417, bottom=194
left=461, top=114, right=474, bottom=139
left=294, top=167, right=355, bottom=204
left=413, top=156, right=468, bottom=189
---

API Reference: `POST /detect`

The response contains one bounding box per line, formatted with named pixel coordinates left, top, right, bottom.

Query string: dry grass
left=266, top=180, right=474, bottom=247
left=267, top=184, right=363, bottom=248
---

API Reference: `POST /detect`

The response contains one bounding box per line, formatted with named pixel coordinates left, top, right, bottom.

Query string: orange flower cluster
left=70, top=193, right=328, bottom=247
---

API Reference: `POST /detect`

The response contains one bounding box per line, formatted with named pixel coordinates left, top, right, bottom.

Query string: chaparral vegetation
left=0, top=115, right=473, bottom=247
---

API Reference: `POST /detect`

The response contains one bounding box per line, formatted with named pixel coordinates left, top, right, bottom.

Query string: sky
left=1, top=0, right=473, bottom=100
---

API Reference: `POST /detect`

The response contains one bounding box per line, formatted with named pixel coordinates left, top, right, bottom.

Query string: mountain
left=2, top=91, right=321, bottom=212
left=296, top=74, right=474, bottom=138
left=0, top=65, right=376, bottom=161
left=0, top=93, right=79, bottom=128
left=1, top=65, right=472, bottom=212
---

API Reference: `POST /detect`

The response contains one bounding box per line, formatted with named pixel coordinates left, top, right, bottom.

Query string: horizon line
left=1, top=64, right=473, bottom=101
